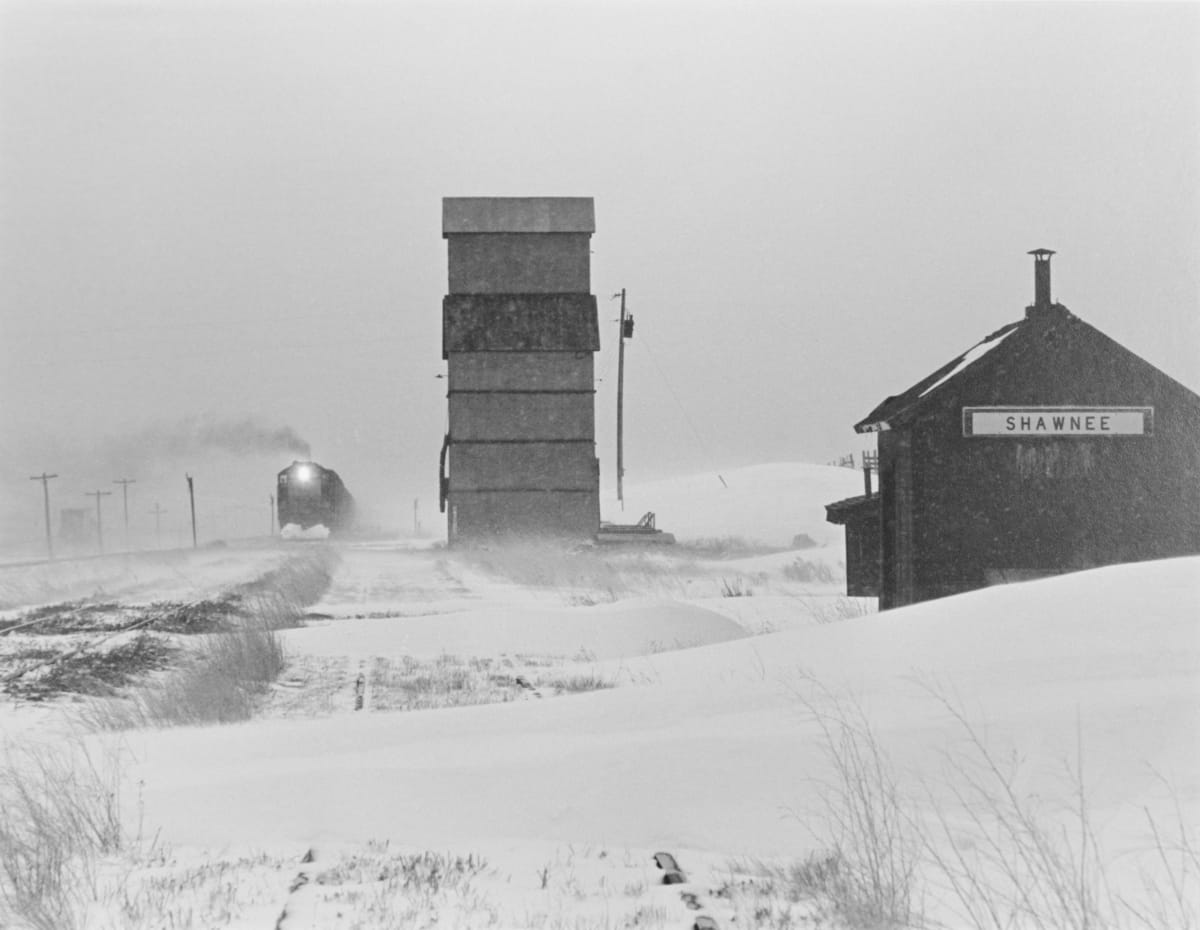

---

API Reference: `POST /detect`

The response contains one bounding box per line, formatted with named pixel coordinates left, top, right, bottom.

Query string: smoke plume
left=106, top=416, right=311, bottom=467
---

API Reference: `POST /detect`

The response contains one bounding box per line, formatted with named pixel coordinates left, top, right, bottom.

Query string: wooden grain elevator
left=439, top=197, right=601, bottom=543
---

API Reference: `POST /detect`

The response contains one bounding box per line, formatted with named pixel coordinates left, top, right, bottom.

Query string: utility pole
left=113, top=477, right=135, bottom=551
left=414, top=498, right=421, bottom=536
left=613, top=288, right=635, bottom=509
left=29, top=472, right=57, bottom=561
left=85, top=489, right=112, bottom=554
left=186, top=474, right=197, bottom=548
left=149, top=503, right=167, bottom=549
left=269, top=495, right=275, bottom=536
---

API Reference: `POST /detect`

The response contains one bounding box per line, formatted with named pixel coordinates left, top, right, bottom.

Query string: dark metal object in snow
left=653, top=851, right=680, bottom=871
left=597, top=512, right=676, bottom=545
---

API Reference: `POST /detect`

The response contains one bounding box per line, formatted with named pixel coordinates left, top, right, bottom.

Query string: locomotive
left=276, top=461, right=355, bottom=533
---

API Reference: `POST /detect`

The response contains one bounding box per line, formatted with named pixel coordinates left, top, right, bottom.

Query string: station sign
left=963, top=406, right=1153, bottom=437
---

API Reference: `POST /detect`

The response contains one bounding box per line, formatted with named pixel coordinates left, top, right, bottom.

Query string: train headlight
left=296, top=464, right=314, bottom=483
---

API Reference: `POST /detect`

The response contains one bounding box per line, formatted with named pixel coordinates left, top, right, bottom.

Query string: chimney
left=1027, top=248, right=1055, bottom=314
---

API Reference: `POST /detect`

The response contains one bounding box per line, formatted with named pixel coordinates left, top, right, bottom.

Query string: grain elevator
left=439, top=197, right=601, bottom=542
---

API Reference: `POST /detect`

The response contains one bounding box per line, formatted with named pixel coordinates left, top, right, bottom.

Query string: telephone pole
left=149, top=503, right=167, bottom=549
left=29, top=472, right=57, bottom=560
left=85, top=489, right=112, bottom=554
left=269, top=495, right=276, bottom=536
left=113, top=478, right=135, bottom=551
left=613, top=288, right=635, bottom=509
left=186, top=474, right=197, bottom=548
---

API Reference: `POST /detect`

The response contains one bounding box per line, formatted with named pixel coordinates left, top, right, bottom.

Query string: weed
left=459, top=541, right=700, bottom=604
left=537, top=672, right=615, bottom=694
left=0, top=736, right=127, bottom=930
left=76, top=548, right=337, bottom=729
left=676, top=537, right=784, bottom=559
left=3, top=633, right=176, bottom=701
left=781, top=559, right=836, bottom=585
left=790, top=673, right=920, bottom=928
left=233, top=548, right=338, bottom=611
left=796, top=595, right=876, bottom=624
left=0, top=602, right=125, bottom=635
left=792, top=674, right=1200, bottom=930
left=82, top=622, right=286, bottom=729
left=915, top=681, right=1199, bottom=930
left=720, top=576, right=753, bottom=597
left=139, top=596, right=243, bottom=633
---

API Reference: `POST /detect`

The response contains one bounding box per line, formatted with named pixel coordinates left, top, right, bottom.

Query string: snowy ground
left=1, top=463, right=1197, bottom=929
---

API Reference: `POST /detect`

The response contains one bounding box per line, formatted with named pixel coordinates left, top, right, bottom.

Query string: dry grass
left=233, top=547, right=338, bottom=611
left=366, top=653, right=614, bottom=713
left=916, top=682, right=1200, bottom=930
left=3, top=633, right=176, bottom=702
left=458, top=539, right=860, bottom=609
left=0, top=737, right=128, bottom=930
left=674, top=537, right=786, bottom=559
left=791, top=674, right=920, bottom=929
left=720, top=576, right=754, bottom=597
left=792, top=674, right=1200, bottom=930
left=459, top=542, right=694, bottom=602
left=82, top=621, right=287, bottom=730
left=79, top=549, right=337, bottom=730
left=782, top=558, right=836, bottom=585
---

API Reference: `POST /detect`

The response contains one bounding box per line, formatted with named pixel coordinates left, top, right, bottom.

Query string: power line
left=4, top=306, right=381, bottom=343
left=635, top=331, right=722, bottom=472
left=16, top=333, right=416, bottom=370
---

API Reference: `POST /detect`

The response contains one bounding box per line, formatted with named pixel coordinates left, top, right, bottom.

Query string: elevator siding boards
left=441, top=197, right=601, bottom=543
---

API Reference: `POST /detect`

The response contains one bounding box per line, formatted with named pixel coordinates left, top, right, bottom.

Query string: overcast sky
left=1, top=0, right=1197, bottom=548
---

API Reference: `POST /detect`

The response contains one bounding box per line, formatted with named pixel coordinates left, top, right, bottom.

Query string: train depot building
left=827, top=250, right=1200, bottom=609
left=439, top=197, right=602, bottom=543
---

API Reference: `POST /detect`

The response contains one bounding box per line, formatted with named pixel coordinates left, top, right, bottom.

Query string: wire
left=3, top=306, right=378, bottom=343
left=12, top=333, right=420, bottom=369
left=634, top=330, right=722, bottom=473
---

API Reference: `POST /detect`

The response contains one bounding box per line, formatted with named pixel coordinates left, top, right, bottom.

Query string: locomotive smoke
left=163, top=417, right=312, bottom=459
left=105, top=416, right=312, bottom=467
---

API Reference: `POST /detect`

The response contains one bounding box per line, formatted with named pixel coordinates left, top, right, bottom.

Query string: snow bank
left=125, top=556, right=1199, bottom=874
left=282, top=599, right=747, bottom=661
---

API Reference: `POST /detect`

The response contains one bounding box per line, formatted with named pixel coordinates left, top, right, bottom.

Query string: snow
left=0, top=544, right=289, bottom=611
left=123, top=555, right=1198, bottom=854
left=281, top=523, right=330, bottom=540
left=1, top=462, right=1197, bottom=928
left=918, top=326, right=1018, bottom=398
left=285, top=600, right=747, bottom=662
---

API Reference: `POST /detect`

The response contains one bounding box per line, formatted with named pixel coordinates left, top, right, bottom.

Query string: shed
left=827, top=251, right=1200, bottom=609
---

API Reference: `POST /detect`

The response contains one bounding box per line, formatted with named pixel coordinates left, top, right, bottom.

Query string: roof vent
left=1027, top=248, right=1055, bottom=316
